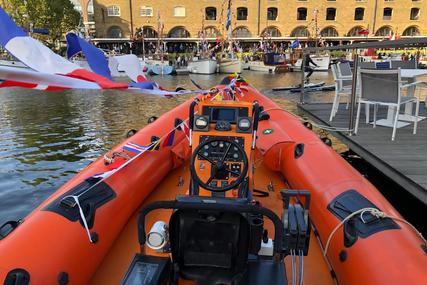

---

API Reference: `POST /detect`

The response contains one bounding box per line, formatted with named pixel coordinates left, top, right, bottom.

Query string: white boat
left=218, top=59, right=242, bottom=74
left=248, top=61, right=276, bottom=73
left=294, top=55, right=331, bottom=71
left=187, top=58, right=217, bottom=74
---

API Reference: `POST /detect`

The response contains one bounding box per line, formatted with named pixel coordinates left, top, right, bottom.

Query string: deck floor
left=298, top=102, right=427, bottom=204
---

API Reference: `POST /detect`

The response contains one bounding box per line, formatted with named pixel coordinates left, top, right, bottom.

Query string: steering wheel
left=190, top=138, right=248, bottom=192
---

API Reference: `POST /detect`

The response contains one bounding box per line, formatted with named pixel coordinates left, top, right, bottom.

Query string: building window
left=233, top=26, right=252, bottom=37
left=375, top=26, right=393, bottom=36
left=321, top=27, right=338, bottom=37
left=107, top=5, right=120, bottom=17
left=290, top=26, right=309, bottom=37
left=267, top=7, right=278, bottom=20
left=205, top=7, right=217, bottom=20
left=403, top=26, right=420, bottom=36
left=326, top=8, right=336, bottom=20
left=168, top=26, right=190, bottom=38
left=140, top=6, right=153, bottom=17
left=262, top=26, right=281, bottom=37
left=410, top=8, right=420, bottom=20
left=173, top=6, right=186, bottom=17
left=383, top=8, right=392, bottom=20
left=237, top=7, right=248, bottom=20
left=347, top=26, right=366, bottom=36
left=137, top=26, right=157, bottom=38
left=354, top=8, right=364, bottom=20
left=107, top=26, right=123, bottom=38
left=297, top=8, right=307, bottom=20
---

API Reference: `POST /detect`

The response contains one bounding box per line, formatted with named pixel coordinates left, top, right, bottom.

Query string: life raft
left=0, top=80, right=425, bottom=285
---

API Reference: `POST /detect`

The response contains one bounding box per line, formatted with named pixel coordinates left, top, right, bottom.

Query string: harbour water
left=0, top=71, right=335, bottom=225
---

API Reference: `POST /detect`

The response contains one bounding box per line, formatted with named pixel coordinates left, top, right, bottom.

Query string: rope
left=71, top=195, right=95, bottom=243
left=323, top=207, right=427, bottom=257
left=62, top=120, right=189, bottom=243
left=262, top=107, right=355, bottom=132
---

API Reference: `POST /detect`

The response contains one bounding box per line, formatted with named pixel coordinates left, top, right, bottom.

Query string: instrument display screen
left=211, top=108, right=236, bottom=122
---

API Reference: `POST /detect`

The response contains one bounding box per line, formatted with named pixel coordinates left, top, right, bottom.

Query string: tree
left=1, top=0, right=80, bottom=49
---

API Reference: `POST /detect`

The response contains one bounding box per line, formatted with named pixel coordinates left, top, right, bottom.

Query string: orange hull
left=1, top=85, right=426, bottom=285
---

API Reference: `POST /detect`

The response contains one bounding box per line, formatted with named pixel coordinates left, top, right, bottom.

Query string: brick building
left=78, top=0, right=426, bottom=41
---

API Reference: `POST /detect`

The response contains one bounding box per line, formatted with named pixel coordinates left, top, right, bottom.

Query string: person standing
left=302, top=54, right=319, bottom=83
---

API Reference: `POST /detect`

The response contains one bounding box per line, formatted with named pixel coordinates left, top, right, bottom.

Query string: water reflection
left=0, top=71, right=334, bottom=224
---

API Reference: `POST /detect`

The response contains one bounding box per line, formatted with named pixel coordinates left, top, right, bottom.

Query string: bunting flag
left=289, top=40, right=300, bottom=49
left=123, top=142, right=154, bottom=153
left=178, top=121, right=190, bottom=140
left=0, top=7, right=126, bottom=89
left=162, top=129, right=176, bottom=147
left=0, top=7, right=204, bottom=97
left=358, top=29, right=369, bottom=36
left=66, top=32, right=112, bottom=80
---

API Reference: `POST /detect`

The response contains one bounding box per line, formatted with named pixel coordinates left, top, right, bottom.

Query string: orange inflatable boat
left=1, top=77, right=426, bottom=285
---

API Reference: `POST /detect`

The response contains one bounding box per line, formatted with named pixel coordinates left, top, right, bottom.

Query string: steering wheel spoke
left=198, top=152, right=217, bottom=165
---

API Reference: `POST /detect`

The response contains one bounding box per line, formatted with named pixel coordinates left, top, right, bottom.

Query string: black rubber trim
left=4, top=268, right=30, bottom=285
left=43, top=178, right=116, bottom=229
left=328, top=189, right=400, bottom=238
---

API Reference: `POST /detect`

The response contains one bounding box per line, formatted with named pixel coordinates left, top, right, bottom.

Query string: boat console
left=188, top=98, right=258, bottom=196
left=122, top=89, right=311, bottom=285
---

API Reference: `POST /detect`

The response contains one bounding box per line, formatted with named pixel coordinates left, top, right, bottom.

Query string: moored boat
left=0, top=77, right=426, bottom=285
left=187, top=58, right=217, bottom=74
left=218, top=58, right=242, bottom=73
left=293, top=54, right=331, bottom=71
left=248, top=60, right=276, bottom=73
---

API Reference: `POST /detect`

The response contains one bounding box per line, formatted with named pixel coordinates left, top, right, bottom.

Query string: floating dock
left=298, top=102, right=427, bottom=205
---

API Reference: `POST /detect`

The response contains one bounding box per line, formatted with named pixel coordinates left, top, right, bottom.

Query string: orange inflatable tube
left=1, top=82, right=426, bottom=285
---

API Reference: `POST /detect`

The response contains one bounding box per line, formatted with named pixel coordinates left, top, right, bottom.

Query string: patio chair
left=355, top=68, right=420, bottom=141
left=359, top=62, right=376, bottom=69
left=330, top=62, right=369, bottom=122
left=391, top=60, right=417, bottom=69
left=329, top=63, right=352, bottom=121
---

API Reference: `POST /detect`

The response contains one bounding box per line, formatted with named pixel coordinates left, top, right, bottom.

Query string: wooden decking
left=298, top=102, right=427, bottom=204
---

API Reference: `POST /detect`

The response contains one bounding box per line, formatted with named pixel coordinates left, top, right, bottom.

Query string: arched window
left=402, top=26, right=420, bottom=36
left=107, top=5, right=120, bottom=17
left=237, top=7, right=248, bottom=20
left=168, top=26, right=190, bottom=38
left=290, top=26, right=309, bottom=37
left=140, top=6, right=153, bottom=17
left=383, top=8, right=392, bottom=20
left=326, top=8, right=336, bottom=21
left=173, top=6, right=186, bottom=17
left=87, top=0, right=94, bottom=22
left=354, top=8, right=364, bottom=20
left=320, top=27, right=338, bottom=37
left=267, top=7, right=278, bottom=21
left=137, top=26, right=157, bottom=38
left=410, top=8, right=420, bottom=20
left=262, top=26, right=281, bottom=37
left=87, top=0, right=94, bottom=14
left=107, top=26, right=123, bottom=38
left=375, top=26, right=393, bottom=36
left=297, top=8, right=307, bottom=20
left=347, top=26, right=366, bottom=36
left=232, top=26, right=251, bottom=38
left=205, top=7, right=217, bottom=20
left=204, top=26, right=221, bottom=38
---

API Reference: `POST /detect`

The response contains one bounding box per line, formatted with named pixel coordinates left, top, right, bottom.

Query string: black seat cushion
left=169, top=209, right=250, bottom=284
